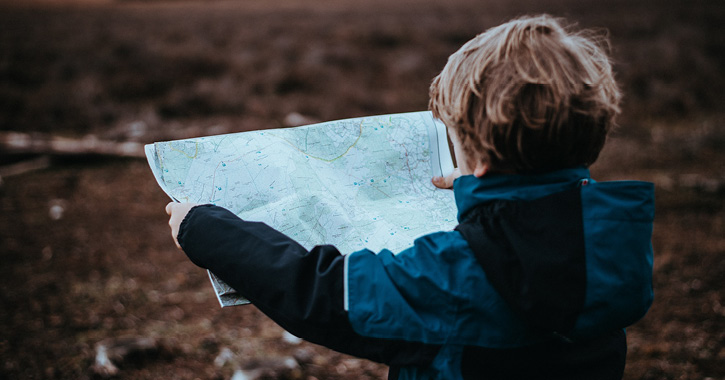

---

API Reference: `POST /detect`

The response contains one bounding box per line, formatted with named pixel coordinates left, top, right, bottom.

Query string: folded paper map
left=146, top=111, right=457, bottom=306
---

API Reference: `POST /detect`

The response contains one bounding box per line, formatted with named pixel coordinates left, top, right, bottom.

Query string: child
left=166, top=15, right=654, bottom=380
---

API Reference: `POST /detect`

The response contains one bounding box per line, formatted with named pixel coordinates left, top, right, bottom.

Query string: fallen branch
left=0, top=131, right=145, bottom=158
left=0, top=155, right=52, bottom=180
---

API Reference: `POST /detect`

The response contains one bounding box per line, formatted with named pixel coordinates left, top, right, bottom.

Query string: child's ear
left=473, top=162, right=489, bottom=178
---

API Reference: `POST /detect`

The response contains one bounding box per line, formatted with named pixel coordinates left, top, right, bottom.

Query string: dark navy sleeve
left=176, top=204, right=439, bottom=368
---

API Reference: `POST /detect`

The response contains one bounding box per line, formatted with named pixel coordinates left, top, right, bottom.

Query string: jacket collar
left=453, top=167, right=591, bottom=222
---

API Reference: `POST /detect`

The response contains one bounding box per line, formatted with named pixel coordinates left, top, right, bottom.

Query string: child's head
left=430, top=15, right=621, bottom=174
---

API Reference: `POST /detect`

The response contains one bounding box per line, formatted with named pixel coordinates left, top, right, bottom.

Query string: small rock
left=239, top=356, right=300, bottom=380
left=91, top=344, right=118, bottom=377
left=90, top=337, right=159, bottom=378
left=282, top=330, right=303, bottom=345
left=48, top=199, right=68, bottom=221
left=284, top=112, right=319, bottom=127
left=230, top=369, right=254, bottom=380
left=214, top=347, right=236, bottom=368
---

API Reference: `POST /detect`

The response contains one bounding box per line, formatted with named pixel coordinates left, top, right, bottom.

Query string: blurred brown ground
left=0, top=0, right=723, bottom=379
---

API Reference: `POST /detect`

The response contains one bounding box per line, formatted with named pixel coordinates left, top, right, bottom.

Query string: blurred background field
left=0, top=0, right=723, bottom=379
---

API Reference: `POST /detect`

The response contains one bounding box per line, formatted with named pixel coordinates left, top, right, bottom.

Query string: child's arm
left=165, top=203, right=440, bottom=366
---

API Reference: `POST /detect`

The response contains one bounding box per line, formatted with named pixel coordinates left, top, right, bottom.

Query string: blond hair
left=430, top=15, right=621, bottom=173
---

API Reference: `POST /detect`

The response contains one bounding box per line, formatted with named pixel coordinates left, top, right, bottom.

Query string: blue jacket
left=178, top=167, right=655, bottom=379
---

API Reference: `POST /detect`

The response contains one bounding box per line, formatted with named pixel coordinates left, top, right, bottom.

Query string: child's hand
left=431, top=168, right=461, bottom=189
left=165, top=202, right=199, bottom=249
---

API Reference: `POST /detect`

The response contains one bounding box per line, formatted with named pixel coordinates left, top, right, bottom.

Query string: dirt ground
left=0, top=0, right=723, bottom=379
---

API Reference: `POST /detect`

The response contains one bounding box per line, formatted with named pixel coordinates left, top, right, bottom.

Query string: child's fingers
left=431, top=176, right=450, bottom=188
left=432, top=168, right=460, bottom=189
left=166, top=202, right=198, bottom=249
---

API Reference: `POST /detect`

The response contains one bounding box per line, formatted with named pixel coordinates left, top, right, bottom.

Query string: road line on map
left=271, top=120, right=364, bottom=163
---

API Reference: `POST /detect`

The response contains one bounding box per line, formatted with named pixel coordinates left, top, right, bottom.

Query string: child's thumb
left=432, top=174, right=454, bottom=189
